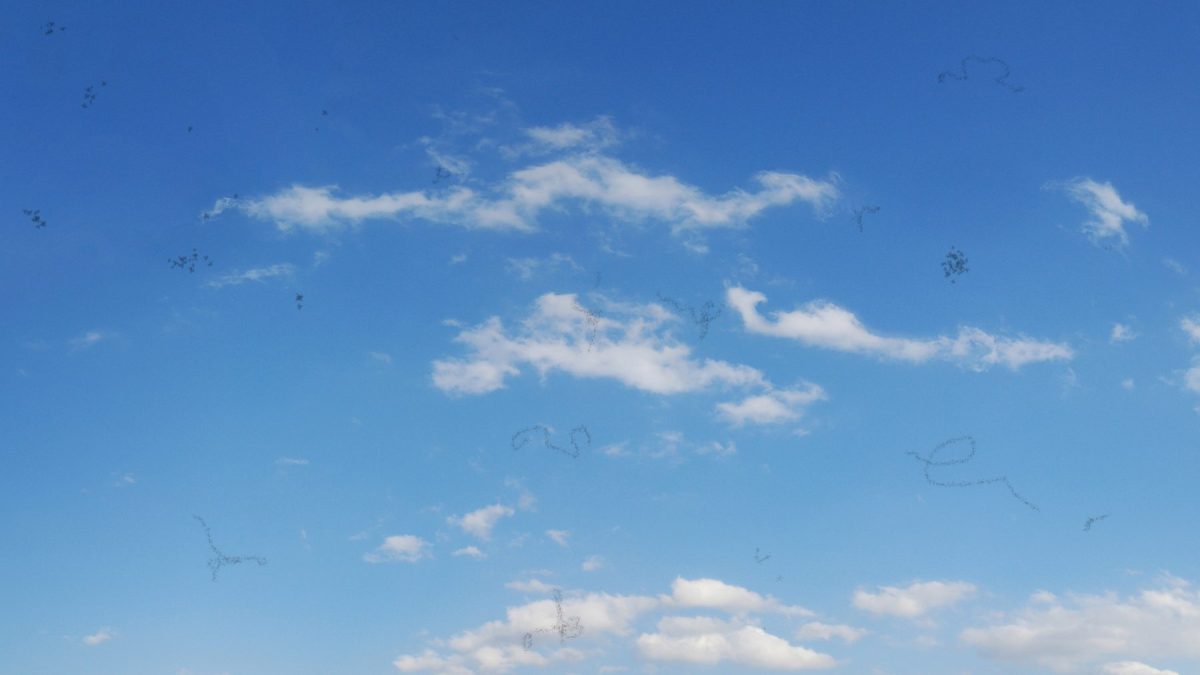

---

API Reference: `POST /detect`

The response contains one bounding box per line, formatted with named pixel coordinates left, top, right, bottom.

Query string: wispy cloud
left=205, top=118, right=838, bottom=246
left=853, top=580, right=976, bottom=618
left=545, top=529, right=570, bottom=547
left=275, top=457, right=310, bottom=467
left=582, top=555, right=606, bottom=572
left=728, top=287, right=1073, bottom=370
left=505, top=252, right=582, bottom=280
left=82, top=628, right=115, bottom=646
left=70, top=330, right=113, bottom=351
left=961, top=576, right=1200, bottom=671
left=205, top=263, right=296, bottom=288
left=1048, top=177, right=1148, bottom=248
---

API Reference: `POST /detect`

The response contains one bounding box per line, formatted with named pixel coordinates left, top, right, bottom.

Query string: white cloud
left=82, top=628, right=115, bottom=646
left=275, top=456, right=310, bottom=466
left=1049, top=177, right=1149, bottom=248
left=1122, top=378, right=1135, bottom=390
left=450, top=253, right=468, bottom=265
left=516, top=116, right=621, bottom=154
left=728, top=286, right=1073, bottom=370
left=715, top=383, right=826, bottom=426
left=1185, top=360, right=1200, bottom=394
left=582, top=555, right=606, bottom=572
left=545, top=529, right=570, bottom=547
left=1182, top=316, right=1200, bottom=345
left=1101, top=662, right=1180, bottom=675
left=794, top=622, right=868, bottom=644
left=453, top=546, right=486, bottom=560
left=1164, top=258, right=1187, bottom=275
left=70, top=330, right=112, bottom=351
left=394, top=576, right=842, bottom=674
left=431, top=293, right=764, bottom=395
left=364, top=535, right=431, bottom=564
left=448, top=504, right=515, bottom=540
left=636, top=616, right=836, bottom=670
left=960, top=577, right=1200, bottom=671
left=369, top=351, right=393, bottom=365
left=431, top=293, right=822, bottom=425
left=1111, top=323, right=1137, bottom=343
left=396, top=590, right=658, bottom=673
left=505, top=578, right=556, bottom=594
left=206, top=150, right=837, bottom=241
left=696, top=440, right=738, bottom=457
left=204, top=263, right=296, bottom=288
left=665, top=577, right=814, bottom=617
left=853, top=580, right=977, bottom=618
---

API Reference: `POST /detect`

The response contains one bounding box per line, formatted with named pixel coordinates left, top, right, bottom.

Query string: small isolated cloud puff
left=82, top=628, right=115, bottom=646
left=545, top=529, right=570, bottom=547
left=505, top=578, right=557, bottom=594
left=364, top=535, right=431, bottom=564
left=70, top=330, right=111, bottom=351
left=516, top=116, right=621, bottom=155
left=205, top=263, right=295, bottom=288
left=452, top=546, right=486, bottom=560
left=582, top=555, right=606, bottom=572
left=715, top=383, right=826, bottom=426
left=636, top=616, right=836, bottom=671
left=1111, top=323, right=1137, bottom=343
left=369, top=351, right=393, bottom=365
left=1102, top=662, right=1180, bottom=675
left=960, top=576, right=1200, bottom=671
left=1048, top=177, right=1148, bottom=248
left=852, top=580, right=977, bottom=618
left=794, top=622, right=868, bottom=644
left=448, top=504, right=515, bottom=540
left=666, top=577, right=814, bottom=617
left=275, top=456, right=309, bottom=466
left=728, top=286, right=1073, bottom=371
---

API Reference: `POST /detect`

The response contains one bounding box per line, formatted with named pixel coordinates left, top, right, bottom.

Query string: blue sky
left=3, top=2, right=1200, bottom=674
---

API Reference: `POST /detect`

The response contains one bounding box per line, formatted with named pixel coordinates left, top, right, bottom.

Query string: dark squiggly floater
left=511, top=425, right=590, bottom=459
left=522, top=588, right=583, bottom=650
left=906, top=436, right=1039, bottom=511
left=193, top=515, right=268, bottom=581
left=938, top=56, right=1025, bottom=93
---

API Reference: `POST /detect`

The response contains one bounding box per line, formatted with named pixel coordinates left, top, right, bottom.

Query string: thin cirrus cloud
left=431, top=292, right=826, bottom=427
left=204, top=263, right=296, bottom=288
left=960, top=575, right=1200, bottom=672
left=82, top=628, right=115, bottom=646
left=1047, top=177, right=1149, bottom=248
left=363, top=535, right=431, bottom=564
left=447, top=504, right=515, bottom=541
left=204, top=119, right=838, bottom=241
left=852, top=580, right=977, bottom=618
left=393, top=576, right=838, bottom=674
left=727, top=286, right=1073, bottom=371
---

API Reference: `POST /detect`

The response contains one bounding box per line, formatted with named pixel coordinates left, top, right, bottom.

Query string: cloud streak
left=727, top=287, right=1073, bottom=370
